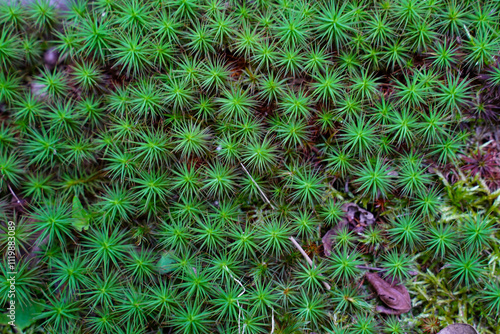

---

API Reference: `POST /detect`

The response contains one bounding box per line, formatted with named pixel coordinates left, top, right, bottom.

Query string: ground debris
left=322, top=202, right=376, bottom=256
left=365, top=272, right=411, bottom=315
left=437, top=324, right=477, bottom=334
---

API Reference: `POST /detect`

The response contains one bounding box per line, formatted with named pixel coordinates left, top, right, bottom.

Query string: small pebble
left=44, top=47, right=59, bottom=67
left=31, top=82, right=47, bottom=98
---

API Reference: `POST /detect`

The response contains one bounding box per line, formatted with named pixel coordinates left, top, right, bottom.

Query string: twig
left=290, top=236, right=313, bottom=266
left=224, top=265, right=246, bottom=334
left=289, top=236, right=331, bottom=290
left=1, top=174, right=20, bottom=205
left=7, top=183, right=23, bottom=207
left=239, top=162, right=275, bottom=210
left=270, top=308, right=275, bottom=334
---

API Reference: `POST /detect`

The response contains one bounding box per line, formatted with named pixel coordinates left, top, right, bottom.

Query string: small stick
left=289, top=236, right=331, bottom=290
left=224, top=265, right=246, bottom=334
left=240, top=162, right=275, bottom=210
left=270, top=308, right=275, bottom=334
left=7, top=183, right=23, bottom=206
left=0, top=175, right=17, bottom=203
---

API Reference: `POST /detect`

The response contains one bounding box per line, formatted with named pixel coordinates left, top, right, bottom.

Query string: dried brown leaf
left=365, top=272, right=411, bottom=315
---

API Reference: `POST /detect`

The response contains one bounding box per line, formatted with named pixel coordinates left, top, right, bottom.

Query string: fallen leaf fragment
left=322, top=203, right=376, bottom=255
left=342, top=202, right=375, bottom=233
left=365, top=272, right=411, bottom=315
left=321, top=218, right=348, bottom=257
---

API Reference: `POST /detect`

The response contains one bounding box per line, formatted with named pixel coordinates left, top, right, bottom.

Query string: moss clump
left=0, top=0, right=500, bottom=333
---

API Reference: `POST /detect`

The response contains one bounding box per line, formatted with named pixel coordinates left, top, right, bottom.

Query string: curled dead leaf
left=365, top=272, right=411, bottom=315
left=321, top=218, right=348, bottom=257
left=322, top=203, right=376, bottom=256
left=342, top=202, right=375, bottom=233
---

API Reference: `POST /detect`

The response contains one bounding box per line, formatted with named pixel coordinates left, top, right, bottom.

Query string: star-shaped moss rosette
left=0, top=0, right=499, bottom=333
